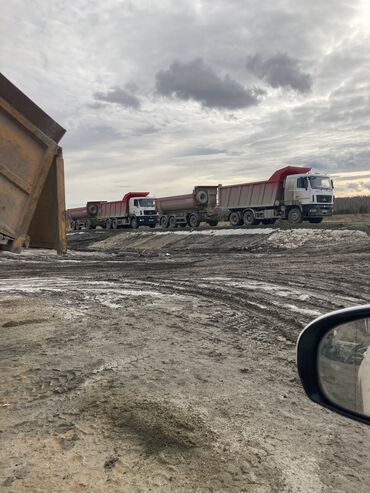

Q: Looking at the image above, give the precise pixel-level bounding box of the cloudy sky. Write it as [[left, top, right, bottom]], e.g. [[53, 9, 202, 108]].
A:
[[2, 0, 370, 206]]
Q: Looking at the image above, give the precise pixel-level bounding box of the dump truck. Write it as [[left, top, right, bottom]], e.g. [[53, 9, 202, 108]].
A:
[[0, 73, 67, 253], [68, 192, 157, 230], [219, 166, 334, 226], [156, 186, 219, 228]]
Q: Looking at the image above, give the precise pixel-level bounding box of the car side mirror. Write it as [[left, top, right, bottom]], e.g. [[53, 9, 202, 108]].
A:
[[297, 305, 370, 424]]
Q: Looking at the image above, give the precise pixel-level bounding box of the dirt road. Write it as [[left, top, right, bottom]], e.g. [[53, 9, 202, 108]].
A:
[[1, 227, 370, 492]]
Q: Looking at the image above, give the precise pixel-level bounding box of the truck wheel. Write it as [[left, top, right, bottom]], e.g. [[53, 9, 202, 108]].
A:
[[309, 217, 323, 224], [229, 211, 242, 227], [169, 216, 177, 228], [160, 216, 169, 228], [208, 219, 218, 227], [131, 217, 139, 229], [243, 210, 257, 226], [188, 214, 200, 228], [70, 221, 76, 231], [105, 218, 112, 229], [86, 219, 92, 230], [112, 218, 118, 229], [288, 208, 303, 225]]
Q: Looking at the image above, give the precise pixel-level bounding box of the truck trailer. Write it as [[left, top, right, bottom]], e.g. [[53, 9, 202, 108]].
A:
[[219, 166, 334, 226], [68, 192, 157, 230], [156, 186, 219, 228]]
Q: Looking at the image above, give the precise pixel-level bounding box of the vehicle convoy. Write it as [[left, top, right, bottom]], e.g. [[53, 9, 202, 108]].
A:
[[156, 186, 219, 228], [67, 192, 157, 230], [156, 166, 333, 229], [219, 166, 334, 226], [0, 73, 67, 254]]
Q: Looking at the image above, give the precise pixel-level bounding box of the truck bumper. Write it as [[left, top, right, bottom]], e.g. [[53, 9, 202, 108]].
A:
[[302, 205, 333, 217], [138, 216, 158, 226]]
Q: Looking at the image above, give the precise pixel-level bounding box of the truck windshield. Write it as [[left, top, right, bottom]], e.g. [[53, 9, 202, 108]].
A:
[[139, 199, 155, 208], [309, 176, 332, 190]]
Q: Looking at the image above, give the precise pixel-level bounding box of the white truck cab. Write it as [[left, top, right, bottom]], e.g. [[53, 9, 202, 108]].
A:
[[130, 197, 157, 227], [284, 172, 334, 223]]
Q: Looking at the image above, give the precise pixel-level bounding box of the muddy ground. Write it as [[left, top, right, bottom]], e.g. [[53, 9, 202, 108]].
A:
[[1, 223, 370, 492]]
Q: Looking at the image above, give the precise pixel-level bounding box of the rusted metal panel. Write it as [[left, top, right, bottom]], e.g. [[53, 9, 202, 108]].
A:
[[0, 73, 67, 253], [27, 149, 67, 254]]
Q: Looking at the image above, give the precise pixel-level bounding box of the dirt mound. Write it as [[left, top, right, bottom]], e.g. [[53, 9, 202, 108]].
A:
[[83, 228, 370, 254]]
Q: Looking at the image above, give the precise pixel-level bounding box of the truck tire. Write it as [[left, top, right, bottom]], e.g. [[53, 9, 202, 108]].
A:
[[87, 203, 99, 216], [208, 219, 218, 227], [131, 217, 139, 229], [160, 216, 169, 228], [229, 211, 242, 227], [70, 221, 76, 231], [195, 190, 208, 205], [105, 218, 112, 229], [288, 208, 303, 225], [86, 219, 92, 230], [309, 217, 323, 224], [243, 210, 258, 226], [169, 216, 177, 228], [112, 218, 118, 229], [188, 214, 200, 228]]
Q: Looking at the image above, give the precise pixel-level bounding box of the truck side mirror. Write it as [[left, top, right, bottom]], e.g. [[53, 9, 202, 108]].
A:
[[297, 305, 370, 425]]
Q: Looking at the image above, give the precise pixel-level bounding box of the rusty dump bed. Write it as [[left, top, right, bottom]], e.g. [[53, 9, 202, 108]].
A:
[[0, 73, 67, 253]]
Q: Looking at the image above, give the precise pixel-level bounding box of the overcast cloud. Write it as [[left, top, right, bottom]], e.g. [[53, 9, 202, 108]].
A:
[[246, 53, 312, 93], [1, 0, 370, 206], [94, 86, 141, 109], [156, 58, 265, 109]]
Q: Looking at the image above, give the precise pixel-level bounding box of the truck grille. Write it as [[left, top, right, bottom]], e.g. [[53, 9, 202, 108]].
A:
[[316, 195, 332, 203], [144, 210, 156, 216]]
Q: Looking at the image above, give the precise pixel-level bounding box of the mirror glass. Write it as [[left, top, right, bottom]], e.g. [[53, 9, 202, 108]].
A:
[[318, 317, 370, 417]]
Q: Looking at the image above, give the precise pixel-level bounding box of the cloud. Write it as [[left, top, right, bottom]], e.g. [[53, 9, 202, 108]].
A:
[[247, 53, 312, 93], [180, 147, 226, 156], [63, 125, 122, 151], [94, 86, 141, 109], [156, 58, 265, 109]]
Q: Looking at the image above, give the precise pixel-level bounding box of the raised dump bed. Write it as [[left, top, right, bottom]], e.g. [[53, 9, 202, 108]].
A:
[[0, 73, 67, 253]]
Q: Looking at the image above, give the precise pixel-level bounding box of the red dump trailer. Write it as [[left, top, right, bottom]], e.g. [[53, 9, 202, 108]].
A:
[[67, 192, 157, 230], [156, 186, 219, 228], [219, 166, 334, 226]]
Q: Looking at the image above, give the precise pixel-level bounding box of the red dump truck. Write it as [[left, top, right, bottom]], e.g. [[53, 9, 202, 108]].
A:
[[67, 192, 157, 230], [156, 186, 219, 228], [219, 166, 334, 226]]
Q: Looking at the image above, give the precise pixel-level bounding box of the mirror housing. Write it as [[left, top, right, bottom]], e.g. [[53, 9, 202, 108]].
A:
[[297, 305, 370, 424]]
